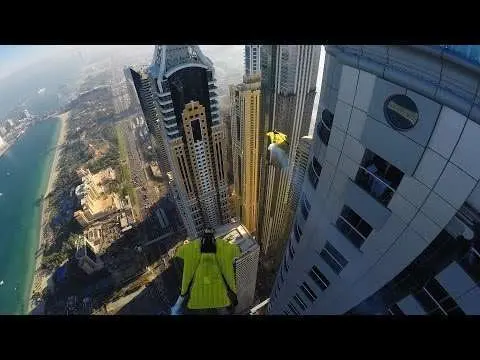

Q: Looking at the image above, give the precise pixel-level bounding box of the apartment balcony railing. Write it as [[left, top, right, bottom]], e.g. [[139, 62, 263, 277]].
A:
[[354, 165, 395, 206]]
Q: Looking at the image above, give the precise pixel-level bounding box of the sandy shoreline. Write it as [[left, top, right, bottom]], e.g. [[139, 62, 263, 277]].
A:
[[27, 112, 69, 314]]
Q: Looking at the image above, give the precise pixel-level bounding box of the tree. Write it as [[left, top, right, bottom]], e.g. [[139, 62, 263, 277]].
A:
[[63, 233, 80, 258]]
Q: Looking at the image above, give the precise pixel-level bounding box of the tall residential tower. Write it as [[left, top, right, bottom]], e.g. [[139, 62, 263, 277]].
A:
[[257, 45, 321, 268], [245, 45, 261, 76], [124, 66, 170, 172], [230, 74, 262, 234], [269, 45, 480, 316], [149, 46, 230, 238]]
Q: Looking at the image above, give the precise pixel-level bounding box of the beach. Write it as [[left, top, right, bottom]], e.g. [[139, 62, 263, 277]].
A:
[[28, 111, 69, 314]]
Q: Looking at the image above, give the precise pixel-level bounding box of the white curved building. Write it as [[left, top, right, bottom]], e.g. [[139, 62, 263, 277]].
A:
[[269, 45, 480, 316]]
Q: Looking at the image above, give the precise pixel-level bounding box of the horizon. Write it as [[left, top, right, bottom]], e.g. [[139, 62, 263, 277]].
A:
[[0, 45, 324, 127]]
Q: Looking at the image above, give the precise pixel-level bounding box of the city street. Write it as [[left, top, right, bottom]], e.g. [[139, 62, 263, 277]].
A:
[[110, 56, 131, 115], [118, 120, 149, 221]]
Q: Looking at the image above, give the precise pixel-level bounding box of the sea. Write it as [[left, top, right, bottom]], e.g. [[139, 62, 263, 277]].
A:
[[0, 118, 60, 314]]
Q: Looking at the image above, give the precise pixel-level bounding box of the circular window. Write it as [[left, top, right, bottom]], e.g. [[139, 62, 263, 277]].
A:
[[384, 94, 419, 130]]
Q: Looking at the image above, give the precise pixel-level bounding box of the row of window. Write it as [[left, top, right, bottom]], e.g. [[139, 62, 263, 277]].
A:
[[284, 277, 325, 315], [300, 196, 311, 220], [317, 109, 333, 146], [458, 241, 480, 284], [281, 109, 409, 314], [413, 278, 465, 315], [336, 205, 373, 249], [283, 265, 331, 315], [283, 205, 352, 311], [320, 241, 348, 275], [278, 227, 335, 313], [300, 184, 373, 250], [355, 149, 404, 206], [306, 136, 403, 251], [387, 277, 466, 316], [316, 108, 405, 209], [307, 157, 322, 189]]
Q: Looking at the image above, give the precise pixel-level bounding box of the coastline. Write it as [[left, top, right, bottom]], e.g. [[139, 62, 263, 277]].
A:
[[0, 126, 29, 159], [0, 142, 12, 158], [27, 112, 69, 314]]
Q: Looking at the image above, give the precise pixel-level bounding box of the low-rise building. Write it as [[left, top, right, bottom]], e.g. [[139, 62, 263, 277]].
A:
[[212, 221, 260, 314], [83, 225, 103, 253], [150, 161, 162, 178], [74, 167, 121, 227]]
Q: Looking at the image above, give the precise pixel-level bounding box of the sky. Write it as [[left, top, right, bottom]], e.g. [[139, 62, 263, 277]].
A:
[[0, 46, 64, 79], [0, 45, 323, 84], [0, 45, 325, 126], [0, 45, 144, 79]]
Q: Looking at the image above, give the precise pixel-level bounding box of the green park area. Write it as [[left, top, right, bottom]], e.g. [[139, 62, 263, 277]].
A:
[[115, 123, 139, 219]]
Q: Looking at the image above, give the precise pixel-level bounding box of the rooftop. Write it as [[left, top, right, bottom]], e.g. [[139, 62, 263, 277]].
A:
[[214, 221, 258, 254], [84, 225, 103, 250], [151, 45, 214, 80], [76, 238, 97, 260]]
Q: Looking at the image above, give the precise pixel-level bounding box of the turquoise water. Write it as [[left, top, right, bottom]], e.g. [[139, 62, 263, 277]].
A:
[[0, 119, 60, 314]]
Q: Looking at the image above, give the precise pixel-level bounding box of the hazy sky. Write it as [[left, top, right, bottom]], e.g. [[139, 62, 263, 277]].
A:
[[0, 46, 61, 79], [0, 45, 322, 86], [0, 45, 324, 126], [0, 45, 247, 78], [0, 45, 152, 79]]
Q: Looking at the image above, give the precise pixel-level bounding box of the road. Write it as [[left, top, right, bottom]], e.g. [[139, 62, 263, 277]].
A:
[[110, 56, 131, 115], [118, 121, 148, 221]]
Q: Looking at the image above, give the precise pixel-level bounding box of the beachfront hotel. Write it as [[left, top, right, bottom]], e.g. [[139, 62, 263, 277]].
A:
[[74, 167, 122, 227]]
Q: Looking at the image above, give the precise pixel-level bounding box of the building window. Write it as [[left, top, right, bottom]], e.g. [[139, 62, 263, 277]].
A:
[[293, 294, 307, 311], [354, 149, 404, 206], [300, 195, 311, 220], [458, 242, 480, 283], [316, 109, 333, 146], [387, 303, 404, 315], [307, 156, 322, 189], [294, 222, 303, 243], [284, 259, 289, 273], [320, 241, 348, 274], [300, 282, 318, 302], [288, 303, 300, 315], [384, 94, 419, 130], [336, 205, 373, 249], [414, 278, 465, 316], [288, 242, 295, 260], [309, 265, 330, 291]]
